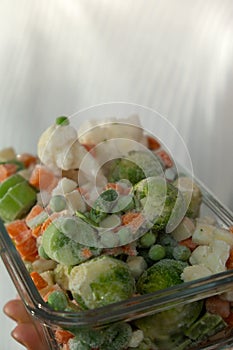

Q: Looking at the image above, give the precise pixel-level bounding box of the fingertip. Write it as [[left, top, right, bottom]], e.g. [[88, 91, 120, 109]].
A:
[[11, 323, 46, 350]]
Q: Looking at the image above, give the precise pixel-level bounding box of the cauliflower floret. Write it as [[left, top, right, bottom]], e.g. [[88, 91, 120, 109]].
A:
[[181, 264, 212, 282], [78, 115, 144, 145], [38, 122, 80, 172], [189, 239, 230, 275], [78, 115, 148, 164], [171, 216, 195, 242], [192, 222, 233, 247], [37, 118, 106, 186]]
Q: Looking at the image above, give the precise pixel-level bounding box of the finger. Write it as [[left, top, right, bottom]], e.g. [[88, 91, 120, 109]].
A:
[[3, 299, 32, 323], [11, 322, 49, 350]]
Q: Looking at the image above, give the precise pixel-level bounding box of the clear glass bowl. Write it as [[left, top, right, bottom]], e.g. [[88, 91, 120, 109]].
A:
[[0, 170, 233, 350], [0, 104, 233, 350]]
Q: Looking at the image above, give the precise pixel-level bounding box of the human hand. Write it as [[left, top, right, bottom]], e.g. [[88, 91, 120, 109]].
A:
[[3, 299, 49, 350]]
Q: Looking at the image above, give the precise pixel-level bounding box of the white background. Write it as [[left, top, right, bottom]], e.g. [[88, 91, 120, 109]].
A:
[[0, 1, 233, 349]]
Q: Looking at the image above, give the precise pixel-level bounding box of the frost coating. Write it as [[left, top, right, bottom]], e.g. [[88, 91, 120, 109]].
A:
[[69, 255, 135, 309]]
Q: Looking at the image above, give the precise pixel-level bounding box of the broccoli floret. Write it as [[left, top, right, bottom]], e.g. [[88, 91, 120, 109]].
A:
[[107, 150, 164, 185], [134, 176, 185, 232], [90, 188, 118, 223], [69, 255, 135, 309], [101, 323, 133, 350], [136, 258, 187, 294], [69, 323, 132, 350]]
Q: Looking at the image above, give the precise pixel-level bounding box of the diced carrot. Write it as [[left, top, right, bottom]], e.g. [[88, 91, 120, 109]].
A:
[[229, 226, 233, 234], [31, 225, 42, 238], [0, 163, 18, 182], [17, 235, 37, 257], [224, 311, 233, 327], [17, 153, 38, 168], [43, 284, 61, 302], [29, 165, 58, 192], [205, 295, 230, 319], [122, 212, 144, 232], [156, 149, 173, 168], [26, 204, 44, 223], [147, 136, 161, 150], [30, 271, 48, 290], [55, 329, 74, 344], [226, 249, 233, 270], [105, 182, 130, 195], [40, 212, 60, 233], [6, 220, 29, 239], [80, 247, 93, 259], [121, 243, 137, 256], [179, 237, 198, 251], [41, 217, 52, 232], [82, 143, 96, 157], [14, 229, 32, 245], [22, 251, 39, 262]]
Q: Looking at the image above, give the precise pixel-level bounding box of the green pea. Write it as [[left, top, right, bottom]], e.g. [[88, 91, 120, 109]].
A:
[[148, 244, 166, 261], [139, 231, 156, 248], [47, 290, 68, 311], [172, 245, 191, 261], [49, 195, 67, 212], [55, 116, 69, 125]]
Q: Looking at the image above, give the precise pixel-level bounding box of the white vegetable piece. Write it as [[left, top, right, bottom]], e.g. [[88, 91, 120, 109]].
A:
[[78, 115, 144, 144], [181, 264, 212, 282], [192, 222, 215, 245], [52, 177, 77, 196], [65, 190, 87, 214], [38, 123, 79, 172], [192, 222, 233, 247], [171, 216, 195, 242], [128, 330, 144, 348], [78, 115, 148, 163], [37, 121, 107, 187], [126, 256, 147, 279], [189, 239, 230, 274]]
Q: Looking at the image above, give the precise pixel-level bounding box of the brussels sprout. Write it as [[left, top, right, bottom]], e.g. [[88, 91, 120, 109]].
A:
[[135, 301, 203, 349], [137, 259, 187, 294], [41, 220, 100, 266], [69, 255, 135, 309], [107, 150, 163, 185], [134, 176, 185, 232]]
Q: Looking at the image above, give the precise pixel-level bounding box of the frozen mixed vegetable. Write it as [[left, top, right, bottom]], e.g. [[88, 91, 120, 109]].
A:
[[0, 115, 233, 350]]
